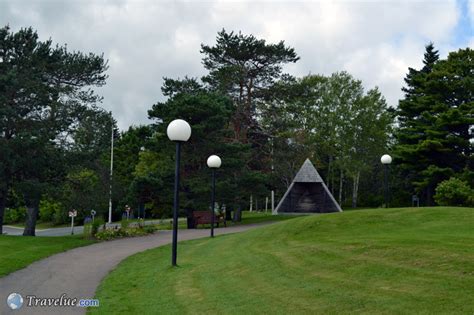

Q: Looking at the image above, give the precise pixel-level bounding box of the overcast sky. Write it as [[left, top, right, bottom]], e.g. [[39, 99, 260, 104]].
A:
[[1, 0, 473, 130]]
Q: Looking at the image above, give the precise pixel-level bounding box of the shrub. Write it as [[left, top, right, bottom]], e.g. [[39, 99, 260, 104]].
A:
[[94, 223, 157, 241], [39, 199, 65, 225], [83, 223, 92, 239], [434, 178, 474, 207], [4, 208, 25, 224], [91, 218, 105, 237], [143, 224, 157, 234], [120, 219, 130, 230], [95, 228, 126, 241]]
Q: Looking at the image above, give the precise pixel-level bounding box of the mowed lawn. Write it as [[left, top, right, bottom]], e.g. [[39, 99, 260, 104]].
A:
[[0, 235, 95, 277], [92, 207, 474, 314]]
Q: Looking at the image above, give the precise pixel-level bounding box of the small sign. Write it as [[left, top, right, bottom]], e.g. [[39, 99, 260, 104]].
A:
[[69, 210, 77, 218], [91, 210, 96, 216]]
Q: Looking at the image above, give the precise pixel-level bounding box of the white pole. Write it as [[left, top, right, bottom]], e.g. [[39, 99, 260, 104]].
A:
[[71, 216, 74, 235], [250, 195, 253, 212], [265, 197, 268, 212], [271, 190, 275, 214], [108, 113, 114, 224], [271, 137, 275, 214]]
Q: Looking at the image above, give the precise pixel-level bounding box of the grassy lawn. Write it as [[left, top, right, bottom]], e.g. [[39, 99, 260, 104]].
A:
[[0, 235, 95, 277], [92, 207, 474, 314]]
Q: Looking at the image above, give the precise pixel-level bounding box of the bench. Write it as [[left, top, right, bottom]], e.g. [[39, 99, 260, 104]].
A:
[[192, 211, 226, 228]]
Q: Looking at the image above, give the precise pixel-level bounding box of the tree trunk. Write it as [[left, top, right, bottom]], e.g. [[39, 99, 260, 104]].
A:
[[225, 206, 232, 221], [352, 171, 360, 208], [186, 208, 196, 229], [338, 170, 344, 205], [427, 184, 433, 206], [233, 204, 242, 222], [23, 198, 39, 236], [0, 190, 6, 235], [327, 156, 332, 192], [331, 163, 335, 195]]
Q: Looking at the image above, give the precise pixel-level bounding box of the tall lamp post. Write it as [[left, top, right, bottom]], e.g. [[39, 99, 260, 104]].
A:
[[207, 155, 222, 238], [380, 154, 392, 208], [108, 112, 114, 224], [167, 119, 192, 267]]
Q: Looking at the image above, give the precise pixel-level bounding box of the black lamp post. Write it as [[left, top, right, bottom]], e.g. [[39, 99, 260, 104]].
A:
[[167, 119, 191, 266], [380, 154, 392, 208], [207, 155, 222, 238]]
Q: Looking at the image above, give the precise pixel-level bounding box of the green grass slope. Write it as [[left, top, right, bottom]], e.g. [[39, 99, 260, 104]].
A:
[[0, 235, 95, 277], [92, 207, 474, 314]]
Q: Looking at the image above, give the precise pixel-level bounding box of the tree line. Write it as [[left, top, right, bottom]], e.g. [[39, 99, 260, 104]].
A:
[[0, 26, 472, 235]]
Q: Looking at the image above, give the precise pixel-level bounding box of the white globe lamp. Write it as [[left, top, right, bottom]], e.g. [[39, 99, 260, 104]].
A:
[[167, 119, 191, 142], [380, 154, 392, 165], [207, 155, 222, 169]]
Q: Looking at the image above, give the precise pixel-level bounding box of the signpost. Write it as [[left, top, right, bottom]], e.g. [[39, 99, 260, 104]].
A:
[[69, 209, 77, 235], [91, 209, 96, 222]]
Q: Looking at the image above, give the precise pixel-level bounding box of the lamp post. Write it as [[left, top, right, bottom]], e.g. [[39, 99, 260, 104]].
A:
[[108, 112, 114, 224], [137, 146, 145, 220], [167, 119, 191, 267], [207, 155, 222, 238], [380, 154, 392, 208]]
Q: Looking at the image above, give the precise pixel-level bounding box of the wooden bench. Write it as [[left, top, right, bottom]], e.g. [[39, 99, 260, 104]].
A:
[[192, 211, 226, 228]]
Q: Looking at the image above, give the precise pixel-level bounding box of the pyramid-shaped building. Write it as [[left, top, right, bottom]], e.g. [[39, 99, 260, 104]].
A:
[[274, 159, 342, 214]]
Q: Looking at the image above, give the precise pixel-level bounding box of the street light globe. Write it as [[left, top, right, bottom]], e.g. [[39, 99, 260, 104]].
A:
[[167, 119, 191, 142], [207, 155, 222, 168], [381, 154, 392, 165]]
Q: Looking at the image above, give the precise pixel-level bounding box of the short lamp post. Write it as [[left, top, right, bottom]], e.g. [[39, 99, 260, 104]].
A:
[[207, 155, 222, 238], [167, 119, 192, 266], [380, 154, 392, 208]]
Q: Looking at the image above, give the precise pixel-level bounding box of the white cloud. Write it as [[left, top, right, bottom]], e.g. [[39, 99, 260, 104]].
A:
[[0, 0, 468, 129]]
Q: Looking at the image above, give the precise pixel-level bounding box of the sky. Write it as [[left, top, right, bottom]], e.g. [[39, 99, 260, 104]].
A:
[[1, 0, 473, 130]]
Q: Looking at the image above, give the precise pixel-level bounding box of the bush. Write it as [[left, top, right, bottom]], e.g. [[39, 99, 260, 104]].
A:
[[83, 223, 92, 239], [143, 224, 157, 234], [95, 228, 126, 241], [94, 223, 157, 241], [91, 218, 105, 237], [4, 208, 25, 224], [434, 178, 474, 207], [39, 199, 66, 225], [120, 219, 130, 230]]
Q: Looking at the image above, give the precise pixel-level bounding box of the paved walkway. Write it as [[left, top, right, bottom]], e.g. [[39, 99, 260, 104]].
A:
[[2, 219, 186, 236], [3, 225, 85, 236], [0, 223, 271, 314]]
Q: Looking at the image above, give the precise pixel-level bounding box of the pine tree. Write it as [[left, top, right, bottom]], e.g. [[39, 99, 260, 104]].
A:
[[395, 44, 474, 205]]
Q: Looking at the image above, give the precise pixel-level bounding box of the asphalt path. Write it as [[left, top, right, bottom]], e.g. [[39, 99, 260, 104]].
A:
[[3, 225, 84, 236], [0, 222, 273, 314], [2, 219, 186, 236]]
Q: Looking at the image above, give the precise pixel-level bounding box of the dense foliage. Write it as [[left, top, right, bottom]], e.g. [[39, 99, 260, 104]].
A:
[[0, 26, 109, 235], [394, 44, 473, 206], [1, 27, 472, 236], [434, 178, 474, 207]]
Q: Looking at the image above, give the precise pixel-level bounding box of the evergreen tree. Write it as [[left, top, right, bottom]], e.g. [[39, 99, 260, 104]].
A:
[[201, 29, 299, 143], [395, 45, 473, 204], [0, 26, 108, 234]]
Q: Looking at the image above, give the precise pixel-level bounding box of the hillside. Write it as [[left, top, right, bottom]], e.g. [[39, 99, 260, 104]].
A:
[[92, 207, 474, 314]]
